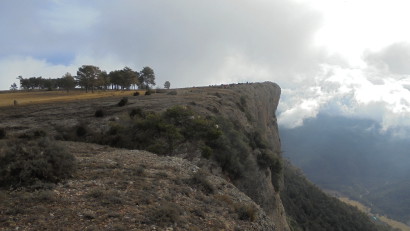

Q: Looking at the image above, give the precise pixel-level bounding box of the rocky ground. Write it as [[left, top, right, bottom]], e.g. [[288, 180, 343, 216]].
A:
[[0, 141, 275, 230]]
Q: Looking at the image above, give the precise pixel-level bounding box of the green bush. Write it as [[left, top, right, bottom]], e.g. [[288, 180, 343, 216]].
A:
[[240, 95, 247, 107], [118, 97, 128, 107], [201, 145, 212, 159], [257, 149, 282, 190], [76, 124, 88, 137], [0, 128, 6, 139], [281, 163, 385, 231], [248, 131, 268, 150], [163, 105, 194, 126], [0, 138, 76, 188], [257, 150, 281, 170], [76, 106, 261, 180], [95, 109, 104, 117]]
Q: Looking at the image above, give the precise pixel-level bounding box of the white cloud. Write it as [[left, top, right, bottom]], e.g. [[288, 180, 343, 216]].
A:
[[278, 59, 410, 133], [0, 56, 75, 86], [3, 0, 410, 135], [364, 42, 410, 75]]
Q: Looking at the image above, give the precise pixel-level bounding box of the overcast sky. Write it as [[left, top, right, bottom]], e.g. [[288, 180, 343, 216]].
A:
[[2, 0, 410, 133]]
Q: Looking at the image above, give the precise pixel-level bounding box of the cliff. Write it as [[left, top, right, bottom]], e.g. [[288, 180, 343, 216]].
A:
[[0, 82, 390, 230]]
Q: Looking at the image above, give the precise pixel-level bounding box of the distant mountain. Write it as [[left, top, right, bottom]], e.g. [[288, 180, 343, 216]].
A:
[[280, 113, 410, 224]]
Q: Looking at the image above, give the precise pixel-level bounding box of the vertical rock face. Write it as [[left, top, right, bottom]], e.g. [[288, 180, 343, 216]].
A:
[[214, 82, 289, 231]]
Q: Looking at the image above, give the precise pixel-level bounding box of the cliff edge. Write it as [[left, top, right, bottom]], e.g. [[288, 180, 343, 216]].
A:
[[0, 82, 390, 230]]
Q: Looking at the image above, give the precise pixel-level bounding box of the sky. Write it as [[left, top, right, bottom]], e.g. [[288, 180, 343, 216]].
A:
[[2, 0, 410, 133]]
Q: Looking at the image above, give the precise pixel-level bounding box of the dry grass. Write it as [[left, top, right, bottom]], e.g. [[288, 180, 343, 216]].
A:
[[0, 90, 145, 107]]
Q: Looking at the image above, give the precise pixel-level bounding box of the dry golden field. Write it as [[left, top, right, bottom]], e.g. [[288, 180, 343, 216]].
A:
[[0, 90, 145, 107]]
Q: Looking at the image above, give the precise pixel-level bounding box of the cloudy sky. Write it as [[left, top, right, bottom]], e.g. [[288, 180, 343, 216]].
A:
[[2, 0, 410, 132]]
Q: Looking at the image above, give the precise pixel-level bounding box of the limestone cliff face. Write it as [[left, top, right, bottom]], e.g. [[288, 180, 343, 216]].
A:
[[205, 82, 289, 231], [237, 83, 288, 231]]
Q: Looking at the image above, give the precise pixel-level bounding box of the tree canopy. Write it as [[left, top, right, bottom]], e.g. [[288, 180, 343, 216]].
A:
[[15, 65, 156, 92], [60, 73, 76, 93], [76, 65, 102, 93], [164, 81, 171, 89], [139, 66, 156, 90]]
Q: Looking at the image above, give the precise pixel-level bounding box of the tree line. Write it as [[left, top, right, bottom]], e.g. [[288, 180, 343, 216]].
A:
[[14, 65, 167, 92]]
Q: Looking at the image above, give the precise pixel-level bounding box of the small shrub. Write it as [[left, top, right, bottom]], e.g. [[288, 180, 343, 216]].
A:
[[240, 95, 247, 107], [146, 142, 169, 155], [18, 129, 48, 140], [102, 190, 124, 205], [76, 125, 88, 137], [33, 190, 56, 202], [257, 150, 282, 171], [86, 188, 104, 199], [214, 194, 234, 206], [33, 129, 47, 138], [249, 131, 268, 150], [163, 106, 194, 127], [207, 106, 219, 113], [133, 91, 140, 96], [0, 128, 6, 139], [257, 150, 282, 191], [235, 203, 257, 221], [149, 202, 183, 226], [129, 108, 145, 118], [82, 210, 96, 220], [0, 138, 76, 188], [135, 165, 145, 176], [27, 181, 55, 190], [201, 145, 212, 159], [145, 90, 152, 95], [190, 170, 215, 194], [118, 97, 128, 107], [95, 109, 104, 117]]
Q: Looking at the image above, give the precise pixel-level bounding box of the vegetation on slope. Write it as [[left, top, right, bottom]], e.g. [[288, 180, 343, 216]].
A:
[[281, 162, 393, 231], [280, 113, 410, 223], [0, 137, 76, 189], [60, 105, 282, 185]]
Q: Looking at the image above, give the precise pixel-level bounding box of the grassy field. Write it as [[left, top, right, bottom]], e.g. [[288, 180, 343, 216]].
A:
[[0, 90, 145, 107], [339, 197, 410, 231]]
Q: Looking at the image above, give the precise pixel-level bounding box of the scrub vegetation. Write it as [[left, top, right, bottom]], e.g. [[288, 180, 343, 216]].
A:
[[60, 105, 282, 183], [0, 137, 76, 189]]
